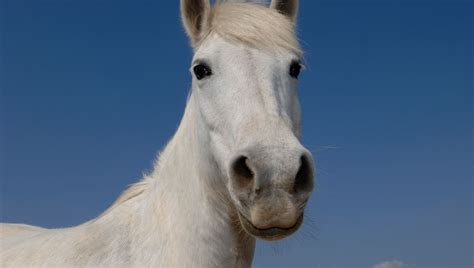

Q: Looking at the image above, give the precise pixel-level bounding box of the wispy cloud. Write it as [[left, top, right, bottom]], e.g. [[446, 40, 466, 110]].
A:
[[373, 260, 409, 268]]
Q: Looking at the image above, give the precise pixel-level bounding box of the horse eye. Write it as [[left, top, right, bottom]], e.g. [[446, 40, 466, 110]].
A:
[[289, 62, 302, 79], [193, 64, 212, 80]]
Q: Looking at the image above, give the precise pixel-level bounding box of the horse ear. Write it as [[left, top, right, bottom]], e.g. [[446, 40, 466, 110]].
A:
[[180, 0, 211, 45], [270, 0, 298, 23]]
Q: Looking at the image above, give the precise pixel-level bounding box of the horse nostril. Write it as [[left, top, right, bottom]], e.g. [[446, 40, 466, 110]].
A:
[[231, 156, 254, 186], [294, 154, 314, 193]]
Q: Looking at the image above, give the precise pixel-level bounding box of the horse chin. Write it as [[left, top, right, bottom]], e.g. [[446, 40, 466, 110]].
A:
[[237, 211, 304, 241]]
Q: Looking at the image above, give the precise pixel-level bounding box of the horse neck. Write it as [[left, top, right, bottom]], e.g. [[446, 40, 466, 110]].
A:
[[91, 93, 255, 267]]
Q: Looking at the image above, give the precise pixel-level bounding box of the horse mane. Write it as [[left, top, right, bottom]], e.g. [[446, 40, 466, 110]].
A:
[[201, 2, 302, 55], [96, 177, 150, 219]]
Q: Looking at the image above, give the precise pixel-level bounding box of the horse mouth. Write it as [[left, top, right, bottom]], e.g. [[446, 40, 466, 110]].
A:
[[237, 212, 304, 241]]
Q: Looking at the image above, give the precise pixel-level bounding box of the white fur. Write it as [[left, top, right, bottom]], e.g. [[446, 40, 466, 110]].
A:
[[1, 1, 314, 267]]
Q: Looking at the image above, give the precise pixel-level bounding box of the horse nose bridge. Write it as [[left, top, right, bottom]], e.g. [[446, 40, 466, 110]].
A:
[[247, 143, 302, 165], [235, 109, 298, 143]]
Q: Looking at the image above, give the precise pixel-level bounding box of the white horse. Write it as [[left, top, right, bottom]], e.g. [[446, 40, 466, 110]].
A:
[[0, 0, 315, 267]]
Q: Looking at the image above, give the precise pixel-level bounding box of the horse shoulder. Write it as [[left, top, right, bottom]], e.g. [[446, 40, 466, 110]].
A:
[[0, 223, 45, 234], [0, 223, 46, 247]]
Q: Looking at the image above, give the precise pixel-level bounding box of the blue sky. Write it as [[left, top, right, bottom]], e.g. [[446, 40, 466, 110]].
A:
[[1, 0, 472, 267]]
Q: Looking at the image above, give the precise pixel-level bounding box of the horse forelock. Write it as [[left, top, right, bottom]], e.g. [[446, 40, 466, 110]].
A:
[[197, 2, 301, 56]]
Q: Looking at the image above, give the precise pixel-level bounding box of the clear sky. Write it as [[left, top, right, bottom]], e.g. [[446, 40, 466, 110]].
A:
[[1, 0, 472, 267]]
